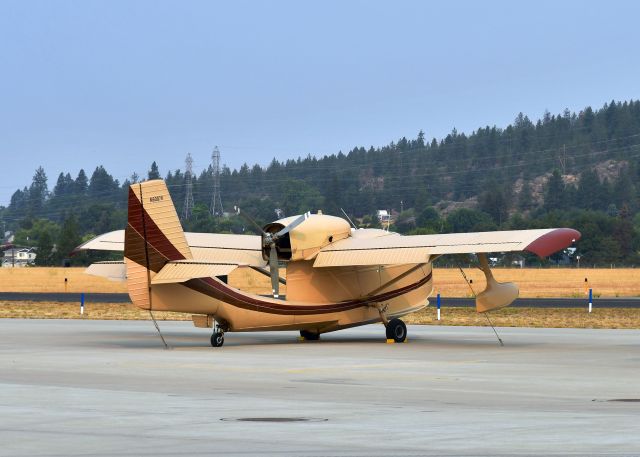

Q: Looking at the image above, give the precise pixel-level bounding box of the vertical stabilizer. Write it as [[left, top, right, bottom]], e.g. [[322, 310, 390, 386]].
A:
[[125, 179, 192, 308]]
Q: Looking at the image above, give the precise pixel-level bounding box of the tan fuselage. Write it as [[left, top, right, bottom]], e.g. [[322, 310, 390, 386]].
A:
[[126, 257, 433, 333], [122, 180, 433, 333]]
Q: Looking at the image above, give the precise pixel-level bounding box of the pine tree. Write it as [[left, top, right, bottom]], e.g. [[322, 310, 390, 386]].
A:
[[148, 161, 160, 180], [35, 230, 54, 266], [88, 166, 119, 200], [28, 166, 48, 215], [56, 214, 81, 265], [75, 169, 88, 195], [544, 169, 565, 211]]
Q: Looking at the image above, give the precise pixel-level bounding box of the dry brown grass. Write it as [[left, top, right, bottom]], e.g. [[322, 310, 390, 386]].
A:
[[1, 267, 638, 298], [432, 267, 640, 298], [2, 301, 637, 329], [0, 267, 282, 295], [0, 301, 191, 320], [405, 306, 640, 329], [0, 268, 128, 293]]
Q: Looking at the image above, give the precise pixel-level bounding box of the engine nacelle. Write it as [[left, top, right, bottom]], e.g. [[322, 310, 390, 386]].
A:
[[263, 214, 351, 262]]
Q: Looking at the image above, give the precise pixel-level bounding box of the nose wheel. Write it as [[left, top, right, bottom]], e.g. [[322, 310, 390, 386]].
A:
[[210, 331, 224, 347], [210, 321, 226, 347], [385, 318, 407, 343]]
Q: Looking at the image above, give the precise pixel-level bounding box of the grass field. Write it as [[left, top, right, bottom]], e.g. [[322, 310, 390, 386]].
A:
[[1, 301, 638, 329], [1, 267, 638, 329], [1, 267, 638, 298]]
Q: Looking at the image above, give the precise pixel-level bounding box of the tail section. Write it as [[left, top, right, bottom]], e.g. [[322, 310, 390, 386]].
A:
[[125, 179, 192, 308]]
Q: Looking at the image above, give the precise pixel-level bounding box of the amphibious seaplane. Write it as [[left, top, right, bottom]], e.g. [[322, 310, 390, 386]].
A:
[[77, 180, 580, 347]]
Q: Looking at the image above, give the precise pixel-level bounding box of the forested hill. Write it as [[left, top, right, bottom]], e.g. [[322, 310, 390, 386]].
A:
[[2, 99, 640, 266]]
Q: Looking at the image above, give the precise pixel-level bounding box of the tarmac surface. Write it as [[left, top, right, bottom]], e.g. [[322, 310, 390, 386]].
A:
[[0, 319, 639, 457]]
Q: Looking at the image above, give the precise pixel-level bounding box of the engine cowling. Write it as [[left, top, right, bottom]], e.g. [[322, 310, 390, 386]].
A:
[[262, 214, 351, 262]]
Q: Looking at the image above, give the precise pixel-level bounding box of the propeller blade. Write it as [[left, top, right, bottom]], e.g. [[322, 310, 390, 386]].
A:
[[269, 244, 279, 298], [234, 206, 267, 235], [274, 212, 310, 239]]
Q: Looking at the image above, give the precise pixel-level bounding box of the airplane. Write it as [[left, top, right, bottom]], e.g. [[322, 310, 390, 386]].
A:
[[76, 179, 580, 347]]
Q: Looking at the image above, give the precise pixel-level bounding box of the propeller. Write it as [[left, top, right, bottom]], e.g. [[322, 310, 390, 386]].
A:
[[235, 207, 310, 298]]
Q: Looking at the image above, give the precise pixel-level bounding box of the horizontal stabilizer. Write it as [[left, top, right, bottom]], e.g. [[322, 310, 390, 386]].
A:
[[151, 260, 238, 285], [85, 261, 126, 281], [75, 230, 265, 267]]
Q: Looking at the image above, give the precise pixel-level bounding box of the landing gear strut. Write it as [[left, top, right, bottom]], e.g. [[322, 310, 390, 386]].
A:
[[375, 304, 407, 343], [385, 318, 407, 343]]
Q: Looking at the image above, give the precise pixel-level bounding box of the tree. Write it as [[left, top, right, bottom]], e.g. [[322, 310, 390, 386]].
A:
[[28, 166, 48, 215], [517, 180, 533, 211], [88, 166, 119, 200], [35, 230, 54, 266], [416, 207, 441, 231], [277, 179, 324, 215], [56, 214, 81, 265], [393, 209, 416, 234], [445, 208, 496, 233], [9, 188, 27, 213], [479, 180, 509, 225], [75, 169, 89, 195], [52, 172, 73, 198], [148, 161, 161, 180], [544, 169, 565, 211]]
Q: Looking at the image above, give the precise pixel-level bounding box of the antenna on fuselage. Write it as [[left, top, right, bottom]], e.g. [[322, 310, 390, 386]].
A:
[[340, 208, 358, 229]]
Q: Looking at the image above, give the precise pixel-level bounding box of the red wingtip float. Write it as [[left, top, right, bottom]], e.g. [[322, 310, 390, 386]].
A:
[[525, 228, 581, 257]]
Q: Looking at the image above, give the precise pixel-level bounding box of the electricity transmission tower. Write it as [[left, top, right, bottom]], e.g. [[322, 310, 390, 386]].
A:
[[210, 146, 224, 216], [183, 153, 194, 221]]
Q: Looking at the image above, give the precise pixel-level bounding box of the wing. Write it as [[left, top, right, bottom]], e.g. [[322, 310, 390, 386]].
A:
[[75, 230, 125, 251], [313, 228, 580, 267], [75, 230, 265, 267]]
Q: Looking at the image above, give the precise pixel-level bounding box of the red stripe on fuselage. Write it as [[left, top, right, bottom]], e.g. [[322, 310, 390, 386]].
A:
[[184, 270, 432, 315]]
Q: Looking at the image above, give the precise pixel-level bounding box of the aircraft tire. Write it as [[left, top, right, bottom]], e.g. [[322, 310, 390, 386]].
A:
[[386, 318, 407, 343], [300, 330, 320, 341], [211, 332, 224, 347]]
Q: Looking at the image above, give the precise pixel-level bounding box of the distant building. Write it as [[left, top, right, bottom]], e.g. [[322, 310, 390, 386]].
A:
[[377, 210, 390, 224], [2, 248, 36, 268]]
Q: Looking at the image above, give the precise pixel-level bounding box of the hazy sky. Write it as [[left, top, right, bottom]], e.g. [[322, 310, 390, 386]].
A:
[[1, 0, 639, 205]]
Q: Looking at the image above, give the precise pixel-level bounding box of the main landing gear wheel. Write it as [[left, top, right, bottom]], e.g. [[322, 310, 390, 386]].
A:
[[300, 330, 320, 341], [211, 332, 224, 347], [386, 318, 407, 343]]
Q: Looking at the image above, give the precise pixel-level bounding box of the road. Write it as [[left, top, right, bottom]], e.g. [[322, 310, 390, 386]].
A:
[[1, 292, 639, 307]]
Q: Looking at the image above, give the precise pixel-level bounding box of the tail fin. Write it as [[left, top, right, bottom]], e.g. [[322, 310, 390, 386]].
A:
[[125, 180, 191, 308]]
